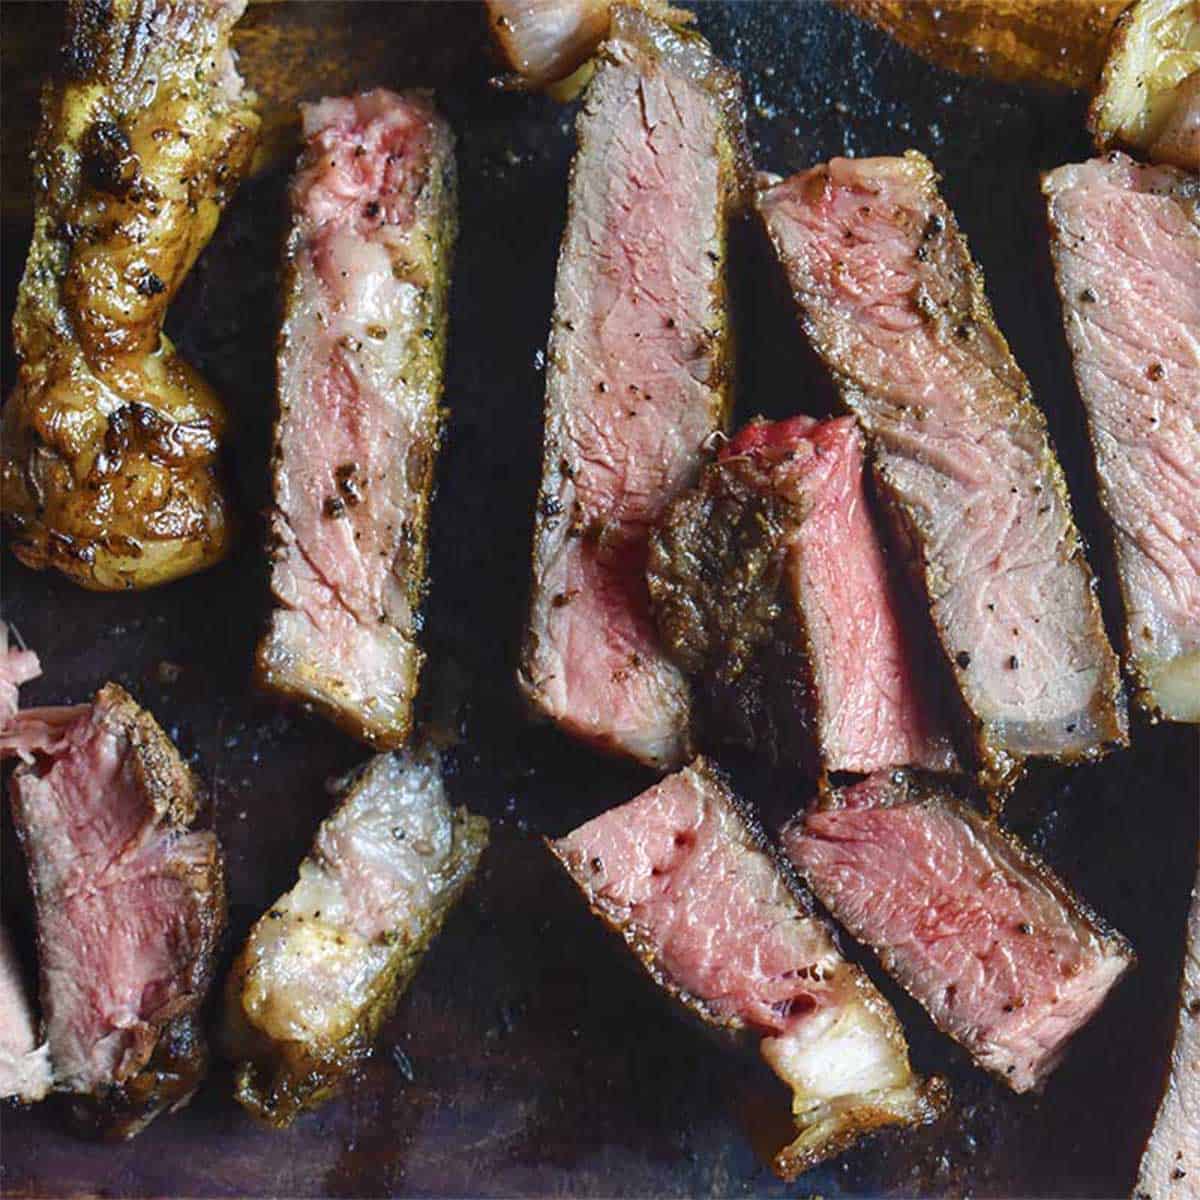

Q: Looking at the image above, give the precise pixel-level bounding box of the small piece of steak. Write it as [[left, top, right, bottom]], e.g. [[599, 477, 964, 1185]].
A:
[[258, 90, 457, 749], [519, 7, 747, 770], [1043, 155, 1200, 723], [758, 152, 1127, 790], [549, 759, 945, 1178], [485, 0, 692, 91], [224, 748, 488, 1126], [0, 923, 51, 1103], [648, 416, 957, 774], [1135, 866, 1199, 1198], [782, 771, 1135, 1092], [4, 684, 225, 1137]]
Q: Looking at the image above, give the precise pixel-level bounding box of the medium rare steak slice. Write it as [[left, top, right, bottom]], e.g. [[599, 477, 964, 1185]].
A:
[[782, 771, 1135, 1092], [648, 416, 957, 775], [0, 623, 39, 725], [519, 7, 747, 770], [1135, 864, 1199, 1198], [759, 152, 1127, 790], [224, 749, 488, 1126], [257, 90, 457, 749], [549, 760, 945, 1178], [0, 923, 51, 1103], [4, 684, 225, 1137], [1043, 155, 1200, 723]]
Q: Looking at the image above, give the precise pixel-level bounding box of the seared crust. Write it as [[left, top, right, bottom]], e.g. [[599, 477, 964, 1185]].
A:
[[1, 0, 259, 590]]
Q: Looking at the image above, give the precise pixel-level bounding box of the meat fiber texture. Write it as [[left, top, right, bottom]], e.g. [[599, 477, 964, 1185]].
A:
[[223, 748, 489, 1127], [782, 771, 1135, 1093], [258, 89, 457, 750], [1135, 864, 1199, 1199], [758, 151, 1127, 792], [549, 759, 945, 1179], [649, 415, 957, 775], [3, 684, 225, 1138], [519, 6, 747, 771], [1043, 154, 1200, 724]]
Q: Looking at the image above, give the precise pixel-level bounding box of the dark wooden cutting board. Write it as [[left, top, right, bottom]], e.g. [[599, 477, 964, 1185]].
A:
[[2, 3, 1196, 1196]]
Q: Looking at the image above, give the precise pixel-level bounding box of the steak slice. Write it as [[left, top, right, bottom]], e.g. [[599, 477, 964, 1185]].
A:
[[519, 6, 747, 770], [4, 684, 225, 1138], [549, 759, 946, 1178], [1135, 865, 1199, 1198], [758, 152, 1127, 790], [0, 623, 39, 725], [782, 771, 1135, 1092], [257, 90, 457, 749], [223, 748, 489, 1126], [648, 415, 957, 775], [1043, 155, 1200, 723], [0, 923, 51, 1103]]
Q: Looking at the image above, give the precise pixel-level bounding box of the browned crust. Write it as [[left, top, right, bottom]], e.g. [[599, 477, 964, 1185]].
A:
[[256, 95, 458, 751]]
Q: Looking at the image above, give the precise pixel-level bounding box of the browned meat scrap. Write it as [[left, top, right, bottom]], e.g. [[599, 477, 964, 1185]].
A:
[[520, 6, 747, 770], [758, 152, 1127, 790], [1, 0, 259, 590], [224, 749, 489, 1126], [783, 771, 1134, 1092], [2, 685, 225, 1138], [550, 759, 946, 1179], [257, 90, 456, 749]]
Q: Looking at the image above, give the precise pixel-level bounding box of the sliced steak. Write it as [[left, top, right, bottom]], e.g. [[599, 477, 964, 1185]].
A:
[[782, 771, 1135, 1092], [1043, 155, 1200, 723], [257, 90, 457, 749], [4, 684, 225, 1137], [519, 7, 747, 770], [224, 748, 488, 1126], [549, 759, 945, 1178], [0, 923, 51, 1103], [1135, 865, 1199, 1198], [758, 152, 1127, 790], [648, 415, 957, 774]]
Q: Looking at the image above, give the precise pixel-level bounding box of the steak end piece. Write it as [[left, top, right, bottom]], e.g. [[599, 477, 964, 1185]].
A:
[[519, 6, 749, 771], [549, 759, 946, 1179], [1, 0, 259, 590], [6, 684, 225, 1138], [1135, 866, 1200, 1198], [223, 749, 489, 1127], [782, 771, 1135, 1093], [257, 89, 457, 750], [758, 151, 1128, 791], [648, 415, 958, 775], [1043, 154, 1200, 724]]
